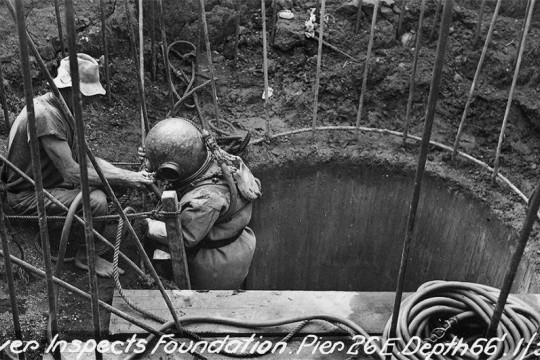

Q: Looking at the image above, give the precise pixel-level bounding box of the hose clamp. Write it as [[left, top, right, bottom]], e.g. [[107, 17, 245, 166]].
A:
[[424, 316, 459, 344]]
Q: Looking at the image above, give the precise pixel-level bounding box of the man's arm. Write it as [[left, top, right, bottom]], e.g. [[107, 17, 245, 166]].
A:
[[41, 135, 153, 188]]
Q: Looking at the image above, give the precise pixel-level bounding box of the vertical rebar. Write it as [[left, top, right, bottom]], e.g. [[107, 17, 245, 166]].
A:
[[124, 0, 149, 141], [262, 0, 272, 136], [428, 0, 441, 43], [452, 0, 502, 160], [512, 0, 531, 70], [194, 26, 208, 130], [85, 142, 187, 338], [0, 62, 10, 132], [99, 0, 112, 103], [402, 0, 427, 144], [311, 0, 327, 132], [158, 0, 174, 110], [53, 0, 65, 58], [270, 0, 277, 46], [355, 0, 364, 33], [234, 0, 240, 59], [483, 176, 540, 347], [199, 0, 221, 123], [64, 2, 102, 359], [390, 0, 454, 339], [139, 0, 146, 143], [234, 0, 242, 59], [150, 0, 157, 81], [473, 0, 487, 47], [396, 0, 407, 40], [0, 205, 24, 360], [14, 0, 59, 348], [492, 0, 536, 184], [355, 0, 379, 130]]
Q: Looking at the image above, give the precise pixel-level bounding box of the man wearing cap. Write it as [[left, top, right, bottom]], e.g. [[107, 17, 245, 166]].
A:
[[3, 53, 153, 277]]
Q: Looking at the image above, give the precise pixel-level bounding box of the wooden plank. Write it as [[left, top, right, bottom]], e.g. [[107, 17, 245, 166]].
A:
[[110, 291, 540, 337], [162, 191, 191, 289], [110, 290, 408, 335], [43, 337, 371, 360]]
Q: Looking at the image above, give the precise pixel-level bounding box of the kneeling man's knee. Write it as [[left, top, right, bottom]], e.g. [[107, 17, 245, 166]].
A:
[[89, 190, 108, 215]]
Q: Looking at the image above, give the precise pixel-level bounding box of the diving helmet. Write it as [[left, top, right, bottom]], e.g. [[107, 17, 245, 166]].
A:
[[145, 118, 208, 182]]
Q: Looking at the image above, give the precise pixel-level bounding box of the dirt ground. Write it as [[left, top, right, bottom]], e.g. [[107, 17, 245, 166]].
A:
[[1, 0, 540, 357]]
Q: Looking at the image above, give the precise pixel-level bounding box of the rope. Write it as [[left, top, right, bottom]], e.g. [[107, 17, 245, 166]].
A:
[[5, 209, 182, 222], [113, 207, 167, 323]]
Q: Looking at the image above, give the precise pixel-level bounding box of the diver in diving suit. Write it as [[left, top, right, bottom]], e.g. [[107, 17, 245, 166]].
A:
[[142, 118, 261, 290]]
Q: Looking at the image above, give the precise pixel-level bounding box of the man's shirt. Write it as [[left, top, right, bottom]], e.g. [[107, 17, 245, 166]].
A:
[[6, 92, 76, 192]]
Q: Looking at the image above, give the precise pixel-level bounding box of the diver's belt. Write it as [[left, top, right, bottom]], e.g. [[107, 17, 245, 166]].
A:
[[187, 227, 246, 257]]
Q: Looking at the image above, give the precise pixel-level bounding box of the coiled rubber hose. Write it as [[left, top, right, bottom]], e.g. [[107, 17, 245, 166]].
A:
[[382, 280, 540, 360]]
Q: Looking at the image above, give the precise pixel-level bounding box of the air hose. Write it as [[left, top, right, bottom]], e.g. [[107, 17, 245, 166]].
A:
[[124, 314, 379, 360], [166, 39, 251, 151], [382, 280, 540, 360], [35, 191, 82, 264], [55, 191, 83, 264], [46, 191, 147, 344], [35, 190, 111, 263], [120, 281, 540, 360], [47, 190, 104, 344]]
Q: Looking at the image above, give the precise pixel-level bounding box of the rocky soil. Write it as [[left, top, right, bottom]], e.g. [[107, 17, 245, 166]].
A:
[[1, 0, 540, 358]]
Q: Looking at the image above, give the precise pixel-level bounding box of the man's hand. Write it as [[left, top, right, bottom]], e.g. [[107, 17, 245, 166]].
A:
[[138, 146, 146, 162], [132, 170, 155, 188], [138, 146, 152, 171]]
